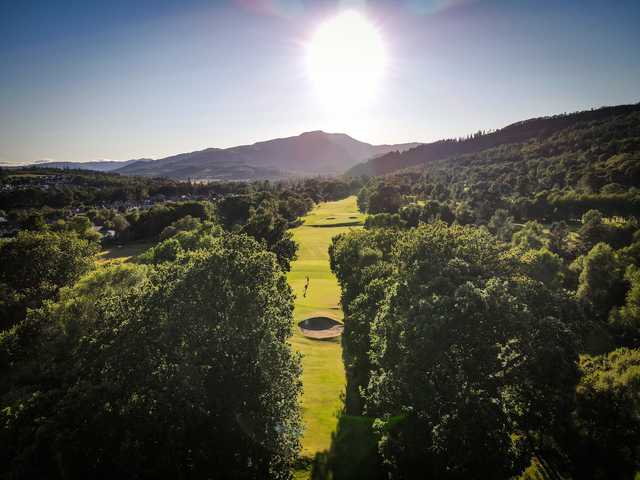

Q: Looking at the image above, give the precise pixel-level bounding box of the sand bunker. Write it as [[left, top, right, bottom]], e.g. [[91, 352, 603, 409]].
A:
[[298, 316, 344, 340]]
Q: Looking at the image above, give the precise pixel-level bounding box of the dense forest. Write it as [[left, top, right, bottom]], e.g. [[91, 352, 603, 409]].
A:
[[321, 105, 640, 479], [355, 105, 640, 222]]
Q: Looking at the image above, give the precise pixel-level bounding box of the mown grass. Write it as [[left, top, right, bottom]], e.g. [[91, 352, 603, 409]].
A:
[[287, 197, 364, 459], [98, 241, 155, 264]]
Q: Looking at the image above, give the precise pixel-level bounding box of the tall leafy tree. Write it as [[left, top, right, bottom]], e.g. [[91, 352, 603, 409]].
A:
[[519, 247, 564, 289], [366, 183, 405, 214], [0, 230, 98, 331], [576, 243, 628, 321], [242, 202, 297, 271], [579, 209, 609, 252]]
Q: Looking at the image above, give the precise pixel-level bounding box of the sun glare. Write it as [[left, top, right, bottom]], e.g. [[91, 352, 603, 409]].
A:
[[306, 11, 387, 112]]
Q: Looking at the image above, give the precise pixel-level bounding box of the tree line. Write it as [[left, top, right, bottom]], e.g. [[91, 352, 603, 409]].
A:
[[0, 168, 362, 211]]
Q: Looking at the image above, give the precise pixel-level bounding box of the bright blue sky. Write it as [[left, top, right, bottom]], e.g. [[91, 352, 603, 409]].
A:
[[1, 0, 639, 164]]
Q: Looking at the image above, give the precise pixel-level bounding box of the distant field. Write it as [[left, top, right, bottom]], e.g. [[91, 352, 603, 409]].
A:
[[287, 196, 364, 462], [98, 241, 155, 263]]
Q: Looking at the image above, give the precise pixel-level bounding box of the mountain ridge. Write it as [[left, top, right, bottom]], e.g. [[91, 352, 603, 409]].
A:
[[113, 131, 420, 180], [23, 131, 419, 180]]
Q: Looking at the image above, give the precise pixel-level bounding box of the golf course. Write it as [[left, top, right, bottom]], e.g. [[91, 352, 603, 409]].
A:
[[286, 196, 364, 458]]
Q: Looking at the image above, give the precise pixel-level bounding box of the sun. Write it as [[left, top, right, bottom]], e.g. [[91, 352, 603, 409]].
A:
[[306, 11, 387, 112]]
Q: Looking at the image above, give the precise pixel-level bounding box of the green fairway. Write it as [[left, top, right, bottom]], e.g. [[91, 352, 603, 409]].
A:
[[287, 196, 364, 458]]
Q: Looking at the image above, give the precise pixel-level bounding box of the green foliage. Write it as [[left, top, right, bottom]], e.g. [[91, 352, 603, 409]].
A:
[[361, 183, 406, 214], [548, 220, 572, 259], [138, 222, 223, 264], [580, 209, 609, 251], [512, 221, 547, 250], [331, 223, 580, 479], [48, 263, 149, 336], [520, 248, 564, 289], [0, 232, 302, 479], [609, 266, 640, 347], [566, 348, 640, 480], [242, 201, 298, 271], [352, 106, 640, 231], [158, 214, 201, 240], [140, 196, 300, 271], [399, 201, 454, 227], [0, 230, 98, 330], [2, 105, 639, 478], [51, 214, 102, 242], [452, 201, 475, 225], [357, 185, 370, 213], [128, 201, 212, 240], [488, 208, 516, 242], [110, 213, 130, 233], [619, 231, 640, 267], [330, 229, 396, 415], [336, 107, 640, 478], [349, 105, 640, 194], [576, 243, 628, 321], [217, 194, 253, 228], [20, 212, 46, 230], [364, 224, 578, 479], [364, 213, 404, 229]]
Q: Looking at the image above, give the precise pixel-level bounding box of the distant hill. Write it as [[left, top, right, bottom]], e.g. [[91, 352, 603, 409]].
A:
[[33, 159, 144, 172], [114, 131, 420, 180], [119, 157, 290, 181], [347, 103, 640, 177]]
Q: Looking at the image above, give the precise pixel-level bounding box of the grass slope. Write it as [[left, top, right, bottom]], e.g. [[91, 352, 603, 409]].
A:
[[98, 241, 155, 264], [287, 197, 364, 458]]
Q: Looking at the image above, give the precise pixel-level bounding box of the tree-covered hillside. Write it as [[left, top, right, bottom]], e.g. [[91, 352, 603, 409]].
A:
[[357, 104, 640, 224], [348, 103, 640, 178]]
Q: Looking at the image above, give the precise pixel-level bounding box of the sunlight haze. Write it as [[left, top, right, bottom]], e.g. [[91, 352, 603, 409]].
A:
[[1, 0, 639, 163]]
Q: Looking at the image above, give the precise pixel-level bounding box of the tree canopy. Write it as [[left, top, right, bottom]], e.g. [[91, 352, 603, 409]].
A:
[[0, 230, 98, 330], [0, 232, 302, 479]]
